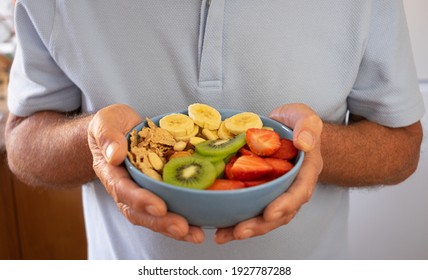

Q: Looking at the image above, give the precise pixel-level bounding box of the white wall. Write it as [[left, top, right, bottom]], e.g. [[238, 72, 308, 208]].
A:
[[403, 0, 428, 81], [348, 1, 428, 259], [349, 91, 428, 259]]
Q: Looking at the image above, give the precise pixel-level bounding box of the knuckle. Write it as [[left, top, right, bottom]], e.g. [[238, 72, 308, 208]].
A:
[[99, 171, 122, 203], [303, 188, 313, 203], [145, 216, 162, 233], [307, 114, 323, 131], [118, 203, 138, 225]]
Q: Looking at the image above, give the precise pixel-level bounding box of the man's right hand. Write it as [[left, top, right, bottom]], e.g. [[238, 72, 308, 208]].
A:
[[87, 104, 205, 243]]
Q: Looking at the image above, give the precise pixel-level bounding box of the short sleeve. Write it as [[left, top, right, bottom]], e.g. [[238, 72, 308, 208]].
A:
[[7, 1, 81, 117], [348, 0, 425, 127]]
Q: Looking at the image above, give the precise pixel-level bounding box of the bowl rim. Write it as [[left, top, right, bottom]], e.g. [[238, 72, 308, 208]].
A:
[[125, 109, 305, 194]]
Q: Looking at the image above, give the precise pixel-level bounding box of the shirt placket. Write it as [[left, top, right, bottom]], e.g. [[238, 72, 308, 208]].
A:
[[198, 0, 225, 92]]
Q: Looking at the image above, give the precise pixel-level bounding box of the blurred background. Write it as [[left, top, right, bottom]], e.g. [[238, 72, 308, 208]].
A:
[[0, 0, 87, 260], [0, 0, 427, 260], [349, 0, 428, 259]]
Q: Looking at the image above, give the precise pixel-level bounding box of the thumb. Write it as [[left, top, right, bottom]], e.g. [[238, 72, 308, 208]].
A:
[[269, 103, 323, 152], [102, 135, 129, 166], [88, 104, 142, 165]]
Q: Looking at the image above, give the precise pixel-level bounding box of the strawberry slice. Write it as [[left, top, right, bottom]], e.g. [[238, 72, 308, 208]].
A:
[[263, 157, 294, 179], [246, 128, 281, 156], [229, 155, 273, 181], [224, 155, 238, 180], [238, 146, 255, 156], [206, 179, 245, 191], [271, 138, 298, 160]]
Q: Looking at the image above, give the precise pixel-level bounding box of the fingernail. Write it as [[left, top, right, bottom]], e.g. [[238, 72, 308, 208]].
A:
[[297, 131, 314, 150], [105, 142, 119, 161], [185, 232, 203, 244], [167, 224, 183, 237], [215, 231, 234, 244], [184, 233, 196, 243], [238, 229, 254, 240]]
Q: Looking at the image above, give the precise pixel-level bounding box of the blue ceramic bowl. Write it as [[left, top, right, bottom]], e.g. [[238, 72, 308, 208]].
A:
[[125, 109, 304, 228]]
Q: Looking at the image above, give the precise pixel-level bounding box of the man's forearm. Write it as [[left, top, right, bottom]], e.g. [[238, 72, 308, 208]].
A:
[[5, 111, 96, 188], [319, 119, 423, 187]]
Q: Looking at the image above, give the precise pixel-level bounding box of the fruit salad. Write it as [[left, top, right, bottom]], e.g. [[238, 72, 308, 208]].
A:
[[127, 103, 298, 191]]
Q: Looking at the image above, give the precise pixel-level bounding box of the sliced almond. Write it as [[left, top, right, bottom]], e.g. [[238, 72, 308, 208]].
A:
[[173, 141, 188, 152], [142, 167, 162, 181], [148, 152, 164, 171]]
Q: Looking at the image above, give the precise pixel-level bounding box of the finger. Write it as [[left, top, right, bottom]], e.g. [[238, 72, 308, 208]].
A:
[[95, 156, 168, 216], [91, 149, 204, 243], [215, 212, 297, 244], [185, 226, 206, 244], [263, 147, 322, 221], [94, 157, 204, 243], [122, 205, 187, 235], [269, 104, 323, 152], [89, 132, 167, 217], [88, 104, 142, 165], [120, 204, 205, 243], [110, 174, 168, 217], [88, 120, 126, 166], [215, 147, 323, 244], [214, 227, 235, 245]]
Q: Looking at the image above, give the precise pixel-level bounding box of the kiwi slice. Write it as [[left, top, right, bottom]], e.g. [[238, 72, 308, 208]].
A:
[[192, 151, 227, 163], [163, 157, 216, 190], [195, 133, 246, 158], [212, 160, 226, 178]]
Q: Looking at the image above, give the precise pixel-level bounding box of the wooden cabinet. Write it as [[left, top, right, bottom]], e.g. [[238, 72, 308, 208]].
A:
[[0, 151, 87, 260], [0, 151, 20, 259]]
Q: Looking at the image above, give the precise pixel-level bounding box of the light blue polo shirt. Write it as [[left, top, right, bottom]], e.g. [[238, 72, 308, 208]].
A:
[[8, 0, 424, 259]]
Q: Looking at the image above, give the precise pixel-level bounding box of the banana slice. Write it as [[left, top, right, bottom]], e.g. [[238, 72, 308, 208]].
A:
[[159, 113, 195, 137], [189, 136, 206, 146], [174, 124, 200, 142], [223, 112, 263, 135], [201, 128, 219, 140], [188, 103, 222, 130], [217, 121, 234, 139]]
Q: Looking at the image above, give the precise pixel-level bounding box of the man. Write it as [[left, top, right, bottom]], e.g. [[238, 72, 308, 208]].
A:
[[5, 0, 424, 259]]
